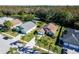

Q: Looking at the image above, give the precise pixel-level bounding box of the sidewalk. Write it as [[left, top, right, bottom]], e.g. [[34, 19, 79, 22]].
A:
[[2, 32, 15, 38], [35, 45, 53, 54], [20, 39, 54, 54]]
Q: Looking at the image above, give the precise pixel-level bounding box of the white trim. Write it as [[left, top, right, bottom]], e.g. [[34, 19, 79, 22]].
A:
[[11, 22, 22, 29], [26, 25, 36, 34]]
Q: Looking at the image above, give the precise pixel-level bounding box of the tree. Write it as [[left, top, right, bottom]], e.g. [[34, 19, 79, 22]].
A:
[[35, 8, 48, 21], [49, 11, 74, 26], [4, 21, 13, 29], [22, 14, 35, 21]]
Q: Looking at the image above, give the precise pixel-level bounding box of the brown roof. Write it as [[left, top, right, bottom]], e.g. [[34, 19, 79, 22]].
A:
[[10, 19, 22, 27], [46, 23, 58, 34]]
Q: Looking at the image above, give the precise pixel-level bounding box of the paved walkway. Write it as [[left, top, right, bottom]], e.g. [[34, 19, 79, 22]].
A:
[[13, 34, 22, 40], [24, 37, 36, 48], [2, 32, 54, 54], [2, 33, 15, 38]]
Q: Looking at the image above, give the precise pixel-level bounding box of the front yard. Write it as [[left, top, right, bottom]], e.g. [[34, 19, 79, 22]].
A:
[[7, 47, 19, 54], [35, 25, 62, 53], [21, 30, 35, 42], [4, 30, 19, 37], [36, 35, 61, 53]]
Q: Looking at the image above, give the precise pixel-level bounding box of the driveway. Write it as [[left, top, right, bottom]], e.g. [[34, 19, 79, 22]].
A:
[[24, 37, 36, 48]]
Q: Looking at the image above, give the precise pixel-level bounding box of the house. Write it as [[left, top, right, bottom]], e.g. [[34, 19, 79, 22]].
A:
[[43, 23, 58, 36], [60, 28, 79, 52], [0, 17, 22, 28], [14, 21, 36, 34], [10, 19, 22, 28], [0, 17, 13, 25], [37, 28, 45, 35]]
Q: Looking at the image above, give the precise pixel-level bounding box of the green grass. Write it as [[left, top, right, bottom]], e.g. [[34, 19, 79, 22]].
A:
[[36, 25, 62, 54], [7, 47, 19, 54], [55, 25, 61, 37], [21, 30, 35, 42], [4, 30, 18, 37], [33, 47, 49, 54], [36, 35, 60, 53], [36, 21, 46, 28]]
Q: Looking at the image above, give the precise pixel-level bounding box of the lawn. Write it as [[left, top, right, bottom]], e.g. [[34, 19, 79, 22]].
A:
[[36, 21, 46, 28], [35, 25, 62, 54], [7, 47, 19, 54], [33, 47, 49, 54], [4, 30, 18, 37], [21, 30, 35, 42]]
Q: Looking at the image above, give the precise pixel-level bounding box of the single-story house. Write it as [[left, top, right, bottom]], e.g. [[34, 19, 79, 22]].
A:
[[43, 23, 58, 36], [37, 28, 45, 35], [60, 28, 79, 52], [14, 21, 36, 34], [10, 19, 22, 28], [0, 17, 13, 25], [0, 17, 22, 28]]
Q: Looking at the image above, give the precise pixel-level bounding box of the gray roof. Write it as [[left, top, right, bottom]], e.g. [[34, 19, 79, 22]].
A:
[[0, 17, 13, 24], [20, 21, 36, 32], [61, 28, 79, 46]]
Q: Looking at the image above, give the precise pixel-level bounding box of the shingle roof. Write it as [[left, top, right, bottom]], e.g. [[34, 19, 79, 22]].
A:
[[44, 23, 58, 34], [10, 19, 22, 27], [20, 21, 36, 32], [61, 28, 79, 46]]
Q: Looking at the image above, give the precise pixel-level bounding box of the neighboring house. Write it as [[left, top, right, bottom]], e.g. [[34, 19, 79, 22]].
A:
[[10, 19, 22, 28], [0, 17, 22, 29], [43, 23, 58, 36], [37, 28, 45, 35], [14, 21, 36, 34], [60, 28, 79, 52], [0, 17, 13, 25]]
